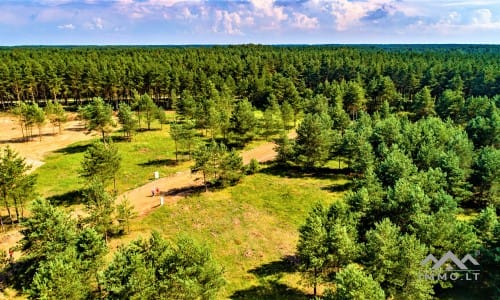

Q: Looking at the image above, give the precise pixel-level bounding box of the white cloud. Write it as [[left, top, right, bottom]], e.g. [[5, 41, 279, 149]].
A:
[[57, 23, 75, 30], [213, 10, 244, 35], [85, 17, 104, 30], [327, 0, 398, 30], [292, 12, 319, 29], [472, 8, 492, 24], [250, 0, 288, 21]]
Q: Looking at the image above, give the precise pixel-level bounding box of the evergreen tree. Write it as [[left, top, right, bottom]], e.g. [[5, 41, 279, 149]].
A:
[[324, 264, 385, 300], [80, 141, 121, 190], [297, 204, 329, 297], [293, 113, 333, 168], [79, 97, 116, 142], [44, 100, 67, 134], [0, 146, 37, 226], [117, 102, 138, 141], [82, 180, 116, 242], [29, 249, 90, 300], [230, 98, 257, 144], [413, 86, 436, 119], [101, 232, 225, 299]]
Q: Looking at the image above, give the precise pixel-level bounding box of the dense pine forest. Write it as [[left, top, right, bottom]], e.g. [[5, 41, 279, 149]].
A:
[[0, 45, 499, 299]]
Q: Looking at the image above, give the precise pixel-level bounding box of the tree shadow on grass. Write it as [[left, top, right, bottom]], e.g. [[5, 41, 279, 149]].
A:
[[54, 143, 91, 154], [46, 190, 84, 206], [138, 158, 178, 167], [261, 164, 350, 181], [230, 281, 308, 300], [230, 256, 308, 300], [321, 181, 354, 193], [248, 255, 299, 277]]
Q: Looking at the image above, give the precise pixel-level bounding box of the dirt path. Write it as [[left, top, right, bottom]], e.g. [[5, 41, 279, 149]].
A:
[[119, 135, 294, 217], [0, 114, 97, 172]]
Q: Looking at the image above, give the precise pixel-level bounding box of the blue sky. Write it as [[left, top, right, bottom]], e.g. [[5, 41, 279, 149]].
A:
[[1, 0, 499, 45]]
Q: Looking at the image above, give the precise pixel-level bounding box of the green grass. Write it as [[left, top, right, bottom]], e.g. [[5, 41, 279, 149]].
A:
[[130, 171, 349, 299], [34, 122, 189, 199]]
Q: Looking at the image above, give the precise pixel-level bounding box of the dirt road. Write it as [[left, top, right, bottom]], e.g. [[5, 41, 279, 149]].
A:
[[119, 138, 287, 217]]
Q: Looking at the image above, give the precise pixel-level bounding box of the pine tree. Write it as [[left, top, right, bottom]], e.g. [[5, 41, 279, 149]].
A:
[[324, 264, 385, 300], [293, 113, 333, 168], [79, 97, 116, 142]]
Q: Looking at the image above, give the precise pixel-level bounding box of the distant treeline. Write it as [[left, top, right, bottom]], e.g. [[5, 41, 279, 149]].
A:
[[0, 45, 498, 110]]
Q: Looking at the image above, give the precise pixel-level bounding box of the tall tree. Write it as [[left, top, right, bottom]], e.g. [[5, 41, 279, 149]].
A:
[[297, 204, 329, 297], [79, 97, 116, 142], [230, 98, 257, 144], [324, 264, 385, 300], [117, 102, 138, 141], [140, 93, 158, 130], [80, 141, 121, 190], [101, 231, 225, 299], [44, 100, 67, 134], [0, 146, 37, 227], [413, 86, 436, 119], [82, 180, 116, 242], [293, 113, 332, 168]]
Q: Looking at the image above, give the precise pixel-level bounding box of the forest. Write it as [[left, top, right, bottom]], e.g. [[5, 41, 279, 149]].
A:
[[0, 45, 499, 299]]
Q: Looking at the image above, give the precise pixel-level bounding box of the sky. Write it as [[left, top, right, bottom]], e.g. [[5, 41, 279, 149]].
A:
[[0, 0, 499, 45]]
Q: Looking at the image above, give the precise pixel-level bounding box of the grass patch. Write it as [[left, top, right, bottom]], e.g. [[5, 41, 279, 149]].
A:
[[34, 123, 190, 199], [125, 172, 347, 298]]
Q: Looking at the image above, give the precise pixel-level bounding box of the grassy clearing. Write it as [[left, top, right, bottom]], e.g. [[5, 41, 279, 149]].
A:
[[123, 170, 349, 299], [34, 122, 189, 199]]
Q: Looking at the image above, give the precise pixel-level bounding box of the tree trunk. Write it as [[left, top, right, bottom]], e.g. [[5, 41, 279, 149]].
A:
[[175, 140, 178, 163], [13, 196, 20, 224], [313, 267, 317, 297]]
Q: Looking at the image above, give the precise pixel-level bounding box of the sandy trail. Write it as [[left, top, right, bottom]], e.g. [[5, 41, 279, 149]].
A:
[[0, 114, 97, 172], [119, 137, 289, 217], [0, 114, 97, 252], [1, 113, 294, 250]]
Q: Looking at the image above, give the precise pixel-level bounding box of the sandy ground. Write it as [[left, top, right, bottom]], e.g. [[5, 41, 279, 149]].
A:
[[119, 137, 288, 217], [0, 113, 294, 253], [0, 114, 97, 172], [0, 114, 98, 253]]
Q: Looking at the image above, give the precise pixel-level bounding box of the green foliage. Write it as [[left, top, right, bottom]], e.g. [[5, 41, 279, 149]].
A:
[[44, 100, 67, 134], [471, 146, 499, 205], [364, 219, 434, 299], [230, 98, 257, 144], [376, 147, 417, 187], [79, 97, 116, 142], [101, 231, 225, 300], [82, 180, 116, 241], [115, 197, 138, 235], [0, 146, 37, 225], [29, 249, 90, 300], [293, 113, 333, 168], [324, 264, 385, 300], [412, 86, 436, 119], [192, 141, 244, 190], [12, 102, 45, 141], [280, 101, 294, 130], [117, 102, 138, 141], [20, 198, 77, 260], [297, 204, 329, 296], [274, 133, 295, 165], [246, 158, 260, 175], [137, 93, 158, 130], [169, 120, 197, 162], [80, 141, 121, 188]]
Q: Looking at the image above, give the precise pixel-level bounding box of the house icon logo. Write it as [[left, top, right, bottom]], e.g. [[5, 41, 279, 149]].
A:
[[420, 251, 480, 281], [421, 251, 479, 271]]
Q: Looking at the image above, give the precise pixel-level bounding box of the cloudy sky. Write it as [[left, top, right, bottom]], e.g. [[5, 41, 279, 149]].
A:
[[1, 0, 499, 45]]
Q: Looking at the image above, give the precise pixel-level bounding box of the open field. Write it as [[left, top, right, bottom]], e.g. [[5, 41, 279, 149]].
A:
[[1, 112, 350, 299], [112, 171, 349, 299]]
